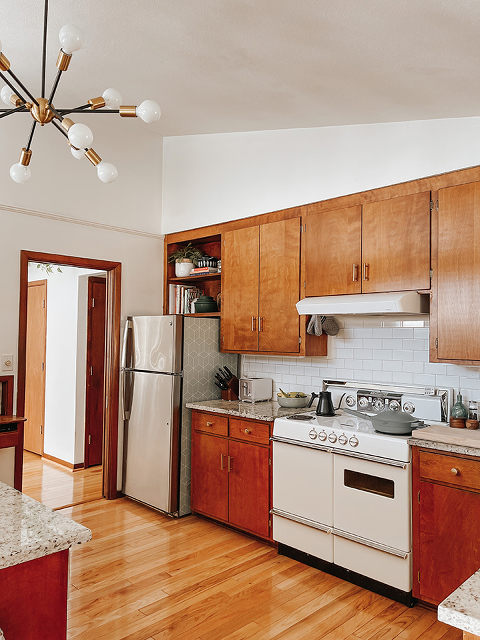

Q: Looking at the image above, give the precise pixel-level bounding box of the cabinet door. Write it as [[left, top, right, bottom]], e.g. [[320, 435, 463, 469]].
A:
[[362, 192, 431, 293], [416, 480, 480, 605], [222, 227, 259, 352], [228, 439, 270, 538], [259, 218, 301, 353], [436, 182, 480, 361], [191, 431, 228, 521], [305, 206, 362, 296]]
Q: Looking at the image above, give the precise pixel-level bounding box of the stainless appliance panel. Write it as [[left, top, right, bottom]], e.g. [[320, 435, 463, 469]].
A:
[[123, 370, 181, 513], [128, 315, 183, 373]]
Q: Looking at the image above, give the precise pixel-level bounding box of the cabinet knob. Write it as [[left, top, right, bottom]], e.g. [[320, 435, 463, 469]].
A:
[[206, 421, 213, 427], [244, 428, 251, 434], [451, 467, 459, 475]]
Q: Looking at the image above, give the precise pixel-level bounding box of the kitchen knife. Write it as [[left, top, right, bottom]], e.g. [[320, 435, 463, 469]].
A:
[[217, 368, 230, 382], [223, 366, 234, 380]]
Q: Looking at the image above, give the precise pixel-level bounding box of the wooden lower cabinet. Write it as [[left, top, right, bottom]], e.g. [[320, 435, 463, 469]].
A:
[[412, 446, 480, 605], [191, 410, 272, 540]]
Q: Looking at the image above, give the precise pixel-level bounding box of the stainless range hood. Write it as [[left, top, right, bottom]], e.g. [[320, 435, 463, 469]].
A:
[[296, 292, 428, 316]]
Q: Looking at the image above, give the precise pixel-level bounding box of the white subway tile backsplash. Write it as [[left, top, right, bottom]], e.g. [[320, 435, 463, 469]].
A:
[[241, 319, 480, 399]]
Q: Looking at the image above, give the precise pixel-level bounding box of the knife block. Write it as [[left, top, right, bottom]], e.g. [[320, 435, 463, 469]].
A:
[[221, 376, 239, 401]]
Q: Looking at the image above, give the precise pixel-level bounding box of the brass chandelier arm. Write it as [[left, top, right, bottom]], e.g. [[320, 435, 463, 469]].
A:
[[56, 108, 120, 114], [51, 118, 69, 138], [25, 121, 37, 152], [0, 71, 29, 107], [6, 69, 39, 106], [48, 69, 62, 105], [41, 0, 49, 97]]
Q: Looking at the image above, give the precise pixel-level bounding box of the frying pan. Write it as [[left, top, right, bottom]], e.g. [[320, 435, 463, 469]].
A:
[[343, 407, 420, 435]]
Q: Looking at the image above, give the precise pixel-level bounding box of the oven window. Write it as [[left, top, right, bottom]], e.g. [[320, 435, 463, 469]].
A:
[[344, 469, 394, 499]]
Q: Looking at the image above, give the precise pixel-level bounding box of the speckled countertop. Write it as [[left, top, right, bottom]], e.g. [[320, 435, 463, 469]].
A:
[[185, 399, 312, 421], [0, 481, 91, 570], [438, 569, 480, 635], [408, 425, 480, 457]]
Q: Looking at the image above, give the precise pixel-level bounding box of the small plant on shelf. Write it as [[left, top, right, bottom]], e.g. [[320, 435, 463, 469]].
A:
[[168, 243, 203, 277]]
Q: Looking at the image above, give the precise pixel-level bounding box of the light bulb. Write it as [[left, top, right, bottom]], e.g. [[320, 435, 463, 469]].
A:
[[10, 163, 31, 183], [71, 147, 84, 160], [102, 88, 122, 110], [136, 100, 161, 123], [59, 25, 83, 54], [1, 86, 13, 106], [68, 123, 93, 149], [96, 162, 118, 183]]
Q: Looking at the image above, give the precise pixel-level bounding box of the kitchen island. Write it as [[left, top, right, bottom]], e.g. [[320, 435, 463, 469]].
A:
[[438, 570, 480, 639], [0, 481, 91, 639]]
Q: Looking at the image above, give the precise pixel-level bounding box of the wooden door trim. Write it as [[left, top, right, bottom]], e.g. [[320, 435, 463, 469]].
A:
[[0, 375, 14, 415], [18, 250, 122, 500]]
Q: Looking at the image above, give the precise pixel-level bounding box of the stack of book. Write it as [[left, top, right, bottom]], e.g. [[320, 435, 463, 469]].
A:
[[188, 266, 218, 275], [168, 284, 203, 314]]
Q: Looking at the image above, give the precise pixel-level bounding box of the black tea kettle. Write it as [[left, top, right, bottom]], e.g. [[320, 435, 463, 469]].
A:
[[308, 390, 336, 417]]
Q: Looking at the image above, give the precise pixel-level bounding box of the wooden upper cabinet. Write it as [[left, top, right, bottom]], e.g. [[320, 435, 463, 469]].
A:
[[222, 219, 301, 354], [259, 218, 301, 353], [222, 226, 260, 352], [305, 206, 362, 297], [434, 181, 480, 362], [305, 192, 431, 297], [362, 192, 431, 293]]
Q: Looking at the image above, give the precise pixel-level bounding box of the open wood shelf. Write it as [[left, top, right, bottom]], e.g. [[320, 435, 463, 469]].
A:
[[169, 273, 221, 283]]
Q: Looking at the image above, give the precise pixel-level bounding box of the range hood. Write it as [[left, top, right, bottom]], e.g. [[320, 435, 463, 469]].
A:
[[296, 292, 428, 316]]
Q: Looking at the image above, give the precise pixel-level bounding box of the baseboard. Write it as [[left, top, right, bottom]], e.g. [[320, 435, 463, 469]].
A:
[[42, 452, 84, 471]]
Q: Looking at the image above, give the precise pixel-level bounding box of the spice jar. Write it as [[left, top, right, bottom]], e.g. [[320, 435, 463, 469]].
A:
[[469, 401, 478, 420]]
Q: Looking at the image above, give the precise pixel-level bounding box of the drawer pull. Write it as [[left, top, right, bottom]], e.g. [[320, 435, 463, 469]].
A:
[[451, 467, 459, 475], [206, 421, 213, 427], [228, 456, 232, 472], [220, 454, 224, 470], [244, 428, 251, 434]]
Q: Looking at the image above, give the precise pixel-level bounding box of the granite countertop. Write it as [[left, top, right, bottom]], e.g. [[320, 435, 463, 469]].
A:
[[0, 481, 92, 570], [185, 399, 312, 421], [438, 569, 480, 635], [408, 425, 480, 457]]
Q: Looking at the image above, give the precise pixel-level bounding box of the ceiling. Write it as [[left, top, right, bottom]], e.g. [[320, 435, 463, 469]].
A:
[[3, 0, 480, 137]]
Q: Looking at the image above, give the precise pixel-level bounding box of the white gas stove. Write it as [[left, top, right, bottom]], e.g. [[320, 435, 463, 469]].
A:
[[271, 380, 452, 606]]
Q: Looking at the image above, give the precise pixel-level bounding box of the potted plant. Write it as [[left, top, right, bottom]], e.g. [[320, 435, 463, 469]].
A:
[[168, 243, 203, 277]]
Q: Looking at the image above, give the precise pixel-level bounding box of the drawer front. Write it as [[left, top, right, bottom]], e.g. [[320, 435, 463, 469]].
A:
[[419, 450, 480, 491], [229, 418, 271, 445], [192, 411, 228, 436]]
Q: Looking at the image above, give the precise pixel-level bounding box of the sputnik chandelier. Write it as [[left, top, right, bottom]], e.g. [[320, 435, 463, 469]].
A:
[[0, 0, 160, 184]]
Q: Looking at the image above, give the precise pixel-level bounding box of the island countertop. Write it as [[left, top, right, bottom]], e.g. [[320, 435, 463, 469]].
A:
[[438, 569, 480, 636], [185, 399, 311, 421], [0, 481, 91, 570]]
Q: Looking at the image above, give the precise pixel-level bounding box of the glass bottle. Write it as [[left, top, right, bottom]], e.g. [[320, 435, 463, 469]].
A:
[[451, 393, 468, 418], [469, 401, 478, 420]]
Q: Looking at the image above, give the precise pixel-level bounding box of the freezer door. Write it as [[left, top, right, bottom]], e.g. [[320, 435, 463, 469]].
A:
[[123, 371, 181, 513], [127, 315, 183, 373]]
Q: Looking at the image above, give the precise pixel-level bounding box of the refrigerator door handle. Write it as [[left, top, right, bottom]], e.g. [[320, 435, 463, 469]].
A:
[[123, 370, 134, 421], [122, 318, 134, 370]]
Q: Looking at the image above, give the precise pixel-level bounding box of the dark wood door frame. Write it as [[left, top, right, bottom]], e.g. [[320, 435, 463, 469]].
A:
[[18, 250, 122, 500]]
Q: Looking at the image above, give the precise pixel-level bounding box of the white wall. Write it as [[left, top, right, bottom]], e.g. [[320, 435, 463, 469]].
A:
[[1, 209, 163, 484], [162, 116, 480, 233], [0, 116, 162, 236]]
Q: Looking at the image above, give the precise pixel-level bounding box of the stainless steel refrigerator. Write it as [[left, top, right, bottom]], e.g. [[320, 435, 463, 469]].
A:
[[122, 315, 237, 516]]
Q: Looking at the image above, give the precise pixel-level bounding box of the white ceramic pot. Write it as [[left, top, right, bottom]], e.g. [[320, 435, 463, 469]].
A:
[[175, 260, 193, 277]]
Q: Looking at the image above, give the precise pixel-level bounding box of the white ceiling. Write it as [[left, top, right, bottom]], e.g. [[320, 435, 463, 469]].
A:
[[3, 0, 480, 137]]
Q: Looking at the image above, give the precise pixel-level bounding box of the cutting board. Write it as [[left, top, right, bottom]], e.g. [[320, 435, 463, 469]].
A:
[[412, 424, 480, 449]]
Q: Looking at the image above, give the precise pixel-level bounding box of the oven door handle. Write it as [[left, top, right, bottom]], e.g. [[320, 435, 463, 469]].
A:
[[334, 448, 408, 469], [333, 527, 409, 559], [270, 508, 333, 534], [270, 435, 333, 454]]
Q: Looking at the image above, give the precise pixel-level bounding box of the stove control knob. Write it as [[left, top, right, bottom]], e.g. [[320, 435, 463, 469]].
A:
[[308, 429, 317, 440], [373, 398, 384, 411], [349, 436, 359, 448], [328, 432, 337, 443], [403, 402, 415, 414], [317, 430, 327, 441], [358, 396, 368, 408], [345, 395, 356, 407], [389, 400, 400, 411], [338, 433, 348, 445]]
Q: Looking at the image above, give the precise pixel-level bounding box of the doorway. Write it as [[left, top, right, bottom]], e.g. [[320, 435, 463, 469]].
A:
[[18, 250, 121, 502]]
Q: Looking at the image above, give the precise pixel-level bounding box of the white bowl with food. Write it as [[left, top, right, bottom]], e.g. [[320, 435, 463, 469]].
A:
[[276, 391, 309, 408]]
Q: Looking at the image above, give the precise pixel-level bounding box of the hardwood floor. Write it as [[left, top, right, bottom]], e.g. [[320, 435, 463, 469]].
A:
[[61, 498, 462, 640], [22, 450, 103, 510]]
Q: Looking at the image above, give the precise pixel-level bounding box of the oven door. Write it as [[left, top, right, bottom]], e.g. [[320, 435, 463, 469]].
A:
[[333, 453, 411, 553], [272, 440, 334, 561]]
